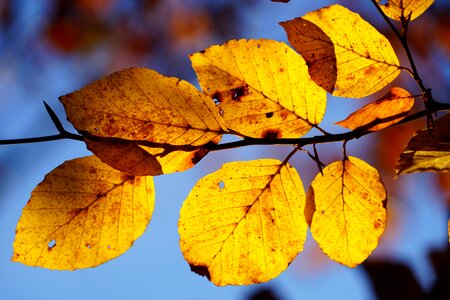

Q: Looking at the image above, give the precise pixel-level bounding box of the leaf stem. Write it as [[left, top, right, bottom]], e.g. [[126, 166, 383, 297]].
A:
[[370, 0, 428, 94]]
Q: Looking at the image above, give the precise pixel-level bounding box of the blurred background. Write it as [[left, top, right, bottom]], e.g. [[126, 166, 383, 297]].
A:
[[0, 0, 449, 299]]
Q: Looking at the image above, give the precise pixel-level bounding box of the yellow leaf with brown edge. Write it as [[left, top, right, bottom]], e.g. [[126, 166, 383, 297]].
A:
[[179, 159, 307, 286], [190, 39, 326, 139], [12, 156, 155, 270], [396, 113, 450, 175], [307, 156, 387, 267], [59, 68, 226, 175], [281, 4, 401, 98], [336, 87, 414, 131], [378, 0, 434, 21]]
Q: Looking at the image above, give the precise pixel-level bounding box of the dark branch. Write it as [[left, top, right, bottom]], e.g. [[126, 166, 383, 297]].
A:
[[370, 0, 428, 94], [1, 102, 449, 151], [0, 102, 84, 145]]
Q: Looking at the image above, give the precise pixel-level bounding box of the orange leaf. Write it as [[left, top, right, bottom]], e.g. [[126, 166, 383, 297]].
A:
[[179, 159, 307, 285], [190, 39, 326, 138], [335, 87, 414, 131], [12, 156, 155, 270], [84, 138, 163, 176], [307, 156, 387, 267], [378, 0, 434, 21], [60, 68, 226, 175], [281, 4, 401, 98]]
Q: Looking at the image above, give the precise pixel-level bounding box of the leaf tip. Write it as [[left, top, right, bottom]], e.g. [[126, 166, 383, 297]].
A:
[[190, 264, 211, 280]]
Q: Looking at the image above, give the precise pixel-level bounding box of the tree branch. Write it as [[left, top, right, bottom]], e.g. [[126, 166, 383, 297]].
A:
[[1, 102, 449, 151], [370, 0, 435, 128], [0, 102, 84, 145]]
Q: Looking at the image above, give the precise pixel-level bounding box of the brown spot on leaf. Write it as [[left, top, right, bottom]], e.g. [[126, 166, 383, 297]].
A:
[[231, 85, 249, 101], [262, 129, 281, 139], [212, 91, 223, 105], [279, 67, 284, 72], [382, 198, 387, 209], [364, 65, 377, 75], [265, 112, 274, 118], [190, 264, 211, 280], [374, 220, 383, 230]]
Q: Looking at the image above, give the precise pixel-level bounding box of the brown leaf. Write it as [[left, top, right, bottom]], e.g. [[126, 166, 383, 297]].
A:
[[85, 138, 163, 176], [396, 113, 450, 175]]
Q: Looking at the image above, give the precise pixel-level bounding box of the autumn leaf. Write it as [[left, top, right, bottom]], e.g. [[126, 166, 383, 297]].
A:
[[85, 138, 163, 176], [179, 159, 307, 286], [281, 4, 401, 98], [60, 68, 226, 175], [12, 156, 155, 270], [396, 113, 450, 175], [190, 39, 326, 139], [84, 135, 219, 176], [336, 87, 414, 131], [378, 0, 435, 21], [307, 156, 387, 267]]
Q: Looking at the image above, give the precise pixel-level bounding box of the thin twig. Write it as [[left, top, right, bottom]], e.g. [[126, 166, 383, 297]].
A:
[[0, 102, 84, 145]]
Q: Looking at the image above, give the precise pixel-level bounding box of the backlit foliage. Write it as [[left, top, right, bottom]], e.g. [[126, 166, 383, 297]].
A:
[[9, 0, 448, 287]]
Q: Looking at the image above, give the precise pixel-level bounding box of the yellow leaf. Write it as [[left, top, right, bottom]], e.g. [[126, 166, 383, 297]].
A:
[[396, 114, 450, 175], [190, 39, 326, 138], [378, 0, 434, 21], [179, 159, 307, 286], [336, 87, 414, 131], [12, 156, 155, 270], [60, 68, 225, 175], [307, 156, 387, 267], [281, 4, 401, 98]]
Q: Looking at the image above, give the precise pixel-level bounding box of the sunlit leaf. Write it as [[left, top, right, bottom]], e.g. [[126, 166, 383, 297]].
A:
[[336, 87, 414, 131], [281, 4, 401, 98], [396, 114, 450, 175], [307, 156, 387, 267], [378, 0, 434, 21], [12, 156, 155, 270], [190, 39, 326, 138], [179, 159, 307, 286], [60, 68, 226, 175]]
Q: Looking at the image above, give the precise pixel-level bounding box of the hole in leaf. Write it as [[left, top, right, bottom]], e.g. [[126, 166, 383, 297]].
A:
[[86, 243, 91, 249], [107, 245, 111, 249], [212, 92, 222, 106], [218, 108, 224, 116], [219, 181, 225, 189], [265, 112, 274, 118], [48, 239, 56, 249], [94, 127, 99, 131]]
